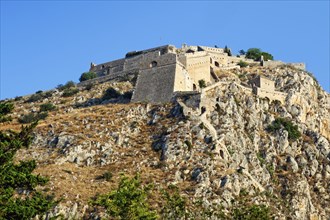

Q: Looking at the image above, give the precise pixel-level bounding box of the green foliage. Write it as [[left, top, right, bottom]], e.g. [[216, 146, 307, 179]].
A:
[[102, 87, 121, 100], [239, 49, 246, 55], [57, 81, 76, 91], [18, 112, 48, 124], [0, 102, 14, 123], [245, 48, 274, 61], [233, 204, 271, 220], [39, 103, 56, 112], [161, 188, 186, 219], [92, 174, 158, 219], [62, 88, 79, 97], [26, 91, 54, 103], [237, 60, 249, 68], [184, 140, 193, 151], [79, 72, 97, 82], [245, 48, 262, 61], [224, 45, 232, 56], [96, 171, 113, 181], [0, 122, 57, 219], [198, 79, 206, 89], [261, 52, 273, 61], [267, 117, 301, 141]]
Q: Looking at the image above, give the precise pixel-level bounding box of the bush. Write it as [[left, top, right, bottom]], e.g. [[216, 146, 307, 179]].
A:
[[161, 188, 186, 219], [198, 79, 206, 88], [18, 112, 48, 124], [237, 60, 249, 68], [233, 204, 271, 220], [79, 72, 97, 82], [0, 122, 57, 219], [39, 103, 56, 112], [62, 88, 79, 97], [57, 81, 75, 91], [26, 91, 54, 103], [0, 102, 14, 116], [102, 87, 121, 100], [92, 174, 158, 219], [267, 117, 301, 141], [0, 102, 14, 123]]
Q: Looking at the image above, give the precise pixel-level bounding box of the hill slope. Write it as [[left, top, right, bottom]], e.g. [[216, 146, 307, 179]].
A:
[[1, 65, 329, 219]]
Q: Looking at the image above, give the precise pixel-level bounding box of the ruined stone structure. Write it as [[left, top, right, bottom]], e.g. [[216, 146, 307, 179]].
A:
[[87, 44, 304, 103]]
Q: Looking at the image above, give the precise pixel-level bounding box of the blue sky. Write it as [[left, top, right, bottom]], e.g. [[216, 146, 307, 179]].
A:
[[1, 1, 329, 99]]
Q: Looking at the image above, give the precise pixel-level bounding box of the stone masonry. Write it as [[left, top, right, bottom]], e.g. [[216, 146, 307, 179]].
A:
[[88, 44, 304, 103]]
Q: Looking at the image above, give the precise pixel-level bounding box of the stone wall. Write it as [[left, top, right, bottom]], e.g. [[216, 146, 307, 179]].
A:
[[131, 64, 177, 103]]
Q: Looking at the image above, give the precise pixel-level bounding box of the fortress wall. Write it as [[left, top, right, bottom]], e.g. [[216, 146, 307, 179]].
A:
[[255, 87, 286, 103], [140, 52, 177, 69], [124, 55, 143, 71], [185, 55, 212, 85], [288, 63, 306, 70], [199, 46, 224, 53], [174, 64, 194, 91], [210, 54, 228, 66], [262, 60, 285, 68], [131, 64, 176, 103]]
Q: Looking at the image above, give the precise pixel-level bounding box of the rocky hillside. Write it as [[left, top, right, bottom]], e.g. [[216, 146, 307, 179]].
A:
[[1, 65, 329, 219]]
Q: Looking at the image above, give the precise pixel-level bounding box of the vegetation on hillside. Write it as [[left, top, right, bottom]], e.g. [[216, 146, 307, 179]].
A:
[[267, 117, 301, 141], [0, 121, 57, 219], [79, 72, 97, 82], [245, 48, 273, 61], [92, 174, 158, 219], [0, 102, 14, 123]]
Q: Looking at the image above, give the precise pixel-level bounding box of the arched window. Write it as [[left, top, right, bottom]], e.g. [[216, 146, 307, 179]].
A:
[[215, 61, 219, 67], [150, 61, 158, 68], [193, 84, 197, 91], [210, 58, 213, 64]]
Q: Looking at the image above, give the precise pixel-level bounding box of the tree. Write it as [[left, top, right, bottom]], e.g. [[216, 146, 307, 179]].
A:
[[245, 48, 262, 61], [92, 174, 158, 219], [237, 60, 249, 68], [79, 72, 97, 82], [224, 45, 232, 56], [245, 48, 274, 61], [0, 122, 57, 219], [261, 52, 273, 61], [239, 49, 246, 55]]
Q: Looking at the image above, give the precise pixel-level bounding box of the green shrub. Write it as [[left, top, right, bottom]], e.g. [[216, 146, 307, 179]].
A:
[[92, 174, 158, 219], [26, 91, 54, 103], [39, 103, 56, 112], [198, 79, 206, 88], [57, 81, 76, 91], [0, 102, 14, 123], [0, 122, 57, 219], [79, 72, 97, 82], [102, 87, 121, 100], [62, 88, 79, 97], [238, 60, 249, 68], [161, 188, 186, 219], [184, 140, 193, 151], [267, 117, 301, 141], [96, 171, 113, 181], [18, 112, 48, 124], [233, 204, 271, 220], [0, 102, 14, 116]]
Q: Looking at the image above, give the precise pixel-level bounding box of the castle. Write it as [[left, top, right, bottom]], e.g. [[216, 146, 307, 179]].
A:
[[87, 44, 305, 104]]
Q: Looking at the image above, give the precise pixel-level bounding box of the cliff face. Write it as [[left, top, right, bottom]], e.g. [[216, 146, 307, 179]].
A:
[[2, 65, 329, 219]]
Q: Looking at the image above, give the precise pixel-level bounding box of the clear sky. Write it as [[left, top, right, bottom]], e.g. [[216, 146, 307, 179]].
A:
[[1, 1, 329, 99]]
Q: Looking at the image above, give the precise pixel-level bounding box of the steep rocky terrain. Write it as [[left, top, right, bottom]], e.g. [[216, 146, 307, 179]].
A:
[[1, 65, 329, 219]]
